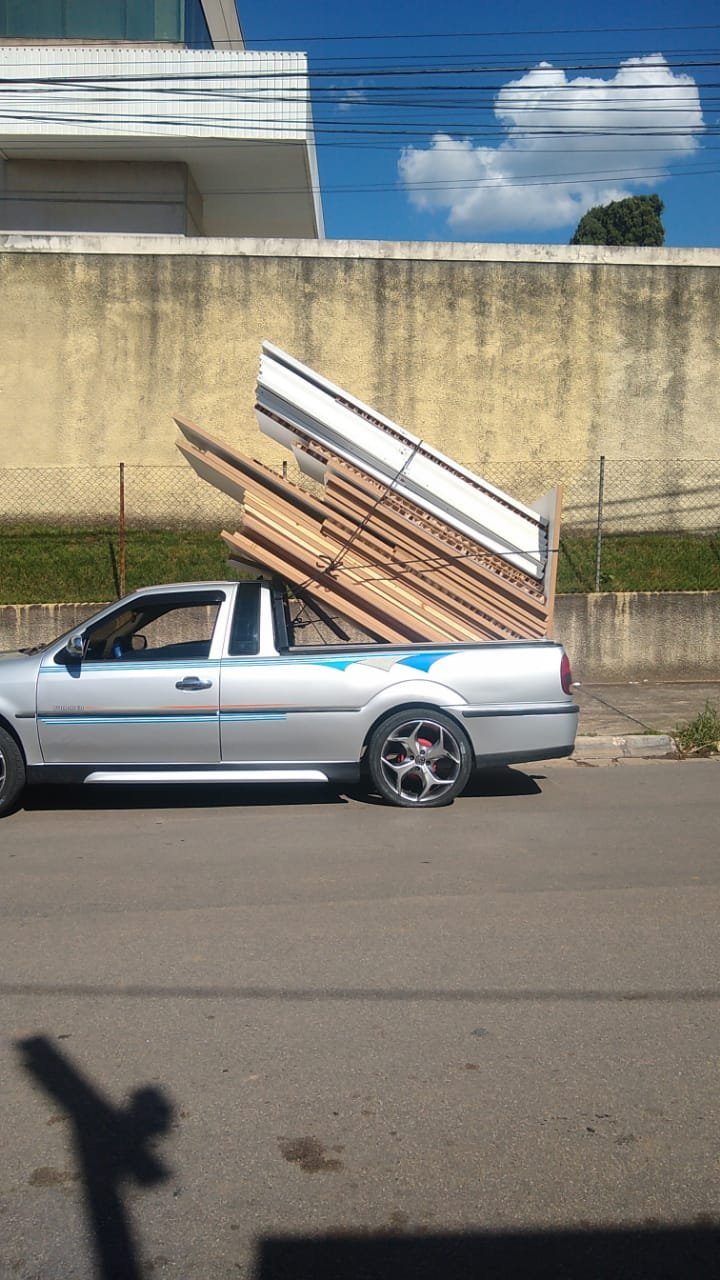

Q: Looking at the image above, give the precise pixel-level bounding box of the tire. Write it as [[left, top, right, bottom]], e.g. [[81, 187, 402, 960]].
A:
[[367, 709, 472, 808], [0, 726, 25, 817]]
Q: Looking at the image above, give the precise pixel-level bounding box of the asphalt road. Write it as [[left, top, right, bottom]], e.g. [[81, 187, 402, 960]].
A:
[[1, 761, 719, 1280]]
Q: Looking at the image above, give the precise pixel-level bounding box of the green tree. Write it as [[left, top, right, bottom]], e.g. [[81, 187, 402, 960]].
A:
[[570, 194, 665, 246]]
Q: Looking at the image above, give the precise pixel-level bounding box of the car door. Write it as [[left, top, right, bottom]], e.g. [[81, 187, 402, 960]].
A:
[[219, 584, 389, 765], [36, 590, 227, 765]]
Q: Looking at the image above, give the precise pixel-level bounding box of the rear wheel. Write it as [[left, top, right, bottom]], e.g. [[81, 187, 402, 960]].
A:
[[367, 710, 472, 808], [0, 727, 25, 817]]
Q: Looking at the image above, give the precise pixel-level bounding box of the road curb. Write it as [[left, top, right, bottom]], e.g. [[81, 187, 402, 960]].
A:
[[571, 734, 677, 763]]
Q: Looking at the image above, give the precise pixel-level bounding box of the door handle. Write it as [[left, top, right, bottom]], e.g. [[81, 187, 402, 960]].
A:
[[175, 677, 213, 691]]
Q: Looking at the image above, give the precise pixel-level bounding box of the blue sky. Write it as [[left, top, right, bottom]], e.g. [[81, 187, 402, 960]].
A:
[[237, 0, 719, 246]]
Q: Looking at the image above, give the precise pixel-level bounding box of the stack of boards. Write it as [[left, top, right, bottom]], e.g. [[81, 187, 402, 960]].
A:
[[176, 342, 562, 644]]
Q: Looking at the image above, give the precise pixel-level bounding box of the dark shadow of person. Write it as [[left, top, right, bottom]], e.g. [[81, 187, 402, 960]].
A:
[[17, 1035, 174, 1280]]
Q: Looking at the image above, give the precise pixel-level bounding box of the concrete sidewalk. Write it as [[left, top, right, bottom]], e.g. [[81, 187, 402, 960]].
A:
[[574, 681, 720, 737]]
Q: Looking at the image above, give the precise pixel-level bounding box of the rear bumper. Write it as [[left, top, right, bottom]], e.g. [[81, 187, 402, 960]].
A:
[[474, 742, 575, 769], [460, 704, 579, 768]]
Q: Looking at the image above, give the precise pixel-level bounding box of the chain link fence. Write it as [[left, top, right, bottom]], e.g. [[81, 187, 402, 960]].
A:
[[1, 459, 719, 603], [483, 458, 720, 538], [0, 464, 242, 530]]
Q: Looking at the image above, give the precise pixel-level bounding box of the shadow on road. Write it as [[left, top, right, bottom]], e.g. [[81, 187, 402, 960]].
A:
[[256, 1224, 720, 1279], [19, 766, 541, 815], [22, 781, 348, 813], [17, 1035, 174, 1280], [352, 766, 543, 806], [461, 767, 544, 798], [11, 1046, 720, 1279]]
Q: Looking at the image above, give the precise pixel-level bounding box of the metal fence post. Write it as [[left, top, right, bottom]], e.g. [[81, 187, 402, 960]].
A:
[[119, 462, 126, 597], [594, 454, 605, 592]]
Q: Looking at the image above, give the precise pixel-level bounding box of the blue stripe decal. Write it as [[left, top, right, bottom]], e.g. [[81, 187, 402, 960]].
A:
[[396, 651, 452, 672], [40, 651, 453, 673], [39, 652, 454, 680], [225, 657, 361, 671], [220, 652, 452, 670], [39, 711, 288, 726], [221, 713, 287, 722], [39, 715, 220, 726], [40, 661, 221, 673]]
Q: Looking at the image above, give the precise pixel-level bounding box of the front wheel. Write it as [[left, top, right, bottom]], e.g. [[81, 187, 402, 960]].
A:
[[0, 727, 26, 817], [367, 711, 472, 808]]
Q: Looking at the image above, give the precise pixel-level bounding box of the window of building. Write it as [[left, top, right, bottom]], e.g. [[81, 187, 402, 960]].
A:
[[184, 0, 212, 48], [0, 0, 189, 43]]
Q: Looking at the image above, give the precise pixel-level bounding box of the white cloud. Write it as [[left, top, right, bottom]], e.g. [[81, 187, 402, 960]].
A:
[[398, 54, 704, 234], [337, 86, 369, 112]]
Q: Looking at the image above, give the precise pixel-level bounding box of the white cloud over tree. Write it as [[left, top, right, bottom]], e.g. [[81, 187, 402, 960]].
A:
[[398, 54, 704, 234]]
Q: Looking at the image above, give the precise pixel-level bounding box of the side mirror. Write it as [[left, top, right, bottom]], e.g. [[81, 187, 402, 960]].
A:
[[65, 632, 85, 659]]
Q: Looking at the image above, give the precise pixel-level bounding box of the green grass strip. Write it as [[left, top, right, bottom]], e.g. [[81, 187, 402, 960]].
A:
[[0, 526, 718, 605]]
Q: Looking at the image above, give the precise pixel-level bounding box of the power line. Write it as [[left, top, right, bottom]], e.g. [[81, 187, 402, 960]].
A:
[[3, 160, 719, 199], [3, 46, 719, 73], [1, 73, 712, 91], [0, 84, 710, 107], [0, 49, 711, 200], [300, 46, 720, 67], [0, 83, 710, 109], [0, 97, 709, 139], [0, 111, 709, 143], [2, 129, 715, 155], [240, 22, 720, 44], [1, 56, 720, 82]]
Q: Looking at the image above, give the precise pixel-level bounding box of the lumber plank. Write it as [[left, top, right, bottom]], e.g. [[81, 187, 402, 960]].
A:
[[242, 502, 470, 642], [321, 506, 544, 637], [177, 412, 556, 643], [327, 464, 545, 605], [222, 529, 426, 643], [323, 475, 548, 635], [177, 438, 329, 524], [242, 490, 489, 641], [177, 436, 483, 638], [321, 517, 528, 641]]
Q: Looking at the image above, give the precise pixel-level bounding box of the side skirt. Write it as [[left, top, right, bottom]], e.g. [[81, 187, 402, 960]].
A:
[[26, 762, 361, 788]]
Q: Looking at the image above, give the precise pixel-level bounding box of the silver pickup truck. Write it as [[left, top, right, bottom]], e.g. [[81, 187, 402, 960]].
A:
[[0, 580, 578, 815]]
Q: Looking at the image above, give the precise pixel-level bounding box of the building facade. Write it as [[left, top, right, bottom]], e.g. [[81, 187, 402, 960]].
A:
[[0, 1, 242, 48], [0, 1, 323, 237]]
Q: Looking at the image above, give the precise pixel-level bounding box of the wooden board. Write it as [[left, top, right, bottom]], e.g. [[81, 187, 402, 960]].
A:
[[177, 413, 557, 644]]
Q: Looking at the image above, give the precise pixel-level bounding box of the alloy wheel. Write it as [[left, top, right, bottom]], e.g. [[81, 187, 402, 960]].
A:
[[379, 718, 464, 805]]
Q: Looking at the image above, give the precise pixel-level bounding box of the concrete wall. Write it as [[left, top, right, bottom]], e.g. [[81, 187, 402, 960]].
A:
[[0, 161, 202, 235], [0, 236, 718, 530], [2, 592, 718, 682], [0, 601, 105, 652], [554, 592, 719, 681]]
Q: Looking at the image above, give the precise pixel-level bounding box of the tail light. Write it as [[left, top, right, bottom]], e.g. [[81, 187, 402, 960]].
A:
[[560, 651, 573, 695]]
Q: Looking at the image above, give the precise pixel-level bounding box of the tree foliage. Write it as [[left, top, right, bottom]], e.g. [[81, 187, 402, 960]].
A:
[[570, 195, 665, 246]]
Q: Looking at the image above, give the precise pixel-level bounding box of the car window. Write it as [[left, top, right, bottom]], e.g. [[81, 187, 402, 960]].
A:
[[79, 593, 224, 663], [284, 596, 373, 647], [228, 583, 261, 656]]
